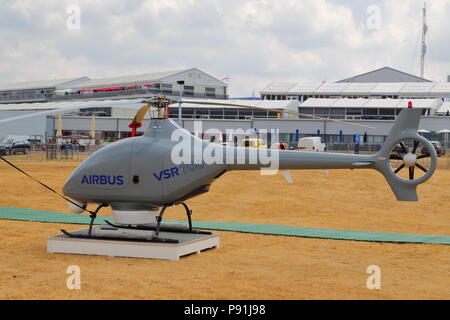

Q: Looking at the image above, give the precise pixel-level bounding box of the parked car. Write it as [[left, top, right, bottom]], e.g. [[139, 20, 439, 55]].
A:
[[297, 137, 326, 152], [392, 143, 407, 154], [240, 138, 267, 149], [361, 115, 384, 120], [60, 144, 86, 152], [421, 141, 445, 157], [0, 138, 31, 155]]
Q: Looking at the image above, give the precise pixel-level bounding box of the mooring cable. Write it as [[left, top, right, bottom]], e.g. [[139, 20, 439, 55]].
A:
[[0, 156, 95, 215]]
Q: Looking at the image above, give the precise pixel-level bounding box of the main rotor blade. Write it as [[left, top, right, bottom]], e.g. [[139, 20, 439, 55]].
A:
[[176, 100, 377, 130], [132, 103, 152, 124], [0, 99, 145, 125]]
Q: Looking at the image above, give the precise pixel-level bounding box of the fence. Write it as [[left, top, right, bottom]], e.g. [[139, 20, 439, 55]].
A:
[[1, 144, 102, 162]]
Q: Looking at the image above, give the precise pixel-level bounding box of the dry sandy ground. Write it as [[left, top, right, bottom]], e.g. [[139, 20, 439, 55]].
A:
[[0, 160, 449, 299]]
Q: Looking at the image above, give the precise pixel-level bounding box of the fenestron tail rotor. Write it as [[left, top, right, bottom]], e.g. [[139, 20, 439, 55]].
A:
[[389, 138, 433, 181], [368, 107, 438, 201]]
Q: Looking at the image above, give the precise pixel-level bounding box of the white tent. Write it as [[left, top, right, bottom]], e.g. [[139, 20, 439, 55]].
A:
[[436, 129, 450, 143]]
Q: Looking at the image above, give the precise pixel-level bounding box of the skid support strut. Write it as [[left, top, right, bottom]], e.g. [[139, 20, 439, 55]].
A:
[[88, 204, 109, 236], [105, 202, 211, 235]]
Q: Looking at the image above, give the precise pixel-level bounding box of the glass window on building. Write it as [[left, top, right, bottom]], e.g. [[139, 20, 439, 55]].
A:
[[362, 108, 378, 115], [184, 85, 194, 96], [210, 108, 224, 119], [182, 108, 195, 118], [205, 87, 216, 98], [379, 108, 395, 120], [315, 108, 330, 117], [161, 83, 173, 95], [298, 107, 313, 119], [224, 108, 239, 119], [168, 107, 178, 118], [330, 108, 345, 119], [346, 108, 362, 115], [195, 108, 209, 118], [253, 110, 268, 118], [379, 108, 395, 115], [238, 109, 252, 119]]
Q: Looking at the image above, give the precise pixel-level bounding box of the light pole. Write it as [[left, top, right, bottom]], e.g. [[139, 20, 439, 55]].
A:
[[177, 80, 185, 125]]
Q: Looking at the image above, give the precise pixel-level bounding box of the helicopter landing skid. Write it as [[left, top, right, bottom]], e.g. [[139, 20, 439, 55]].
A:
[[104, 220, 212, 235], [60, 228, 179, 244]]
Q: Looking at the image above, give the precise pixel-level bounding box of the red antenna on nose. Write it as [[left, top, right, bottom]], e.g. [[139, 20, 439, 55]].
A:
[[408, 101, 413, 108]]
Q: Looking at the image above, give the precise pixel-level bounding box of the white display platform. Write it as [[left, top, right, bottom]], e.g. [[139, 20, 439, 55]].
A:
[[48, 225, 219, 261]]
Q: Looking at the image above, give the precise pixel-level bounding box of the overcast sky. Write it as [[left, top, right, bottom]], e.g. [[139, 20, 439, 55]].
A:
[[0, 0, 449, 96]]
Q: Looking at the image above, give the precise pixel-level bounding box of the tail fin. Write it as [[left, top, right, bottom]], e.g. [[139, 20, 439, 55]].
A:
[[374, 108, 437, 201]]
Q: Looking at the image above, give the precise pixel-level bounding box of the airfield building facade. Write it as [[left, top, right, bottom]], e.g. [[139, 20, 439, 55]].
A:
[[1, 66, 450, 149]]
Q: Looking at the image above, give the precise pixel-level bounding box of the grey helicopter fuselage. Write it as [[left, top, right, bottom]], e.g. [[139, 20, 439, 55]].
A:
[[62, 108, 437, 212], [62, 119, 371, 210], [63, 119, 227, 210]]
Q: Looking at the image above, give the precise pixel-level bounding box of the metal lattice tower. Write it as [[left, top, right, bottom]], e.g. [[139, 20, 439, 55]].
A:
[[420, 2, 428, 78]]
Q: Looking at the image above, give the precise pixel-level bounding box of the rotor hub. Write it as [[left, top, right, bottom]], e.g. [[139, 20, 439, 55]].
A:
[[403, 152, 417, 167]]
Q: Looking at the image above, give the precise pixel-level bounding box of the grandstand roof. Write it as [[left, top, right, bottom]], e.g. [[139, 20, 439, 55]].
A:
[[337, 67, 431, 83], [299, 98, 443, 110], [437, 101, 450, 114], [68, 69, 189, 89], [0, 77, 90, 92], [68, 68, 227, 90], [261, 81, 450, 97]]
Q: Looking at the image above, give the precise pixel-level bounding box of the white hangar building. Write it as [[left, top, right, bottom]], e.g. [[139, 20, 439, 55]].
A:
[[0, 68, 229, 138], [0, 77, 90, 104], [0, 68, 228, 105], [261, 67, 450, 102], [260, 67, 450, 120]]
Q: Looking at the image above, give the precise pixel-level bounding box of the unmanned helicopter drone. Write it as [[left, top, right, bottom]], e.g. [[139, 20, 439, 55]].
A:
[[0, 96, 438, 243]]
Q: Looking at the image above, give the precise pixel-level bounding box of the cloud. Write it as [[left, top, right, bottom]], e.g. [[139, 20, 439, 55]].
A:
[[0, 0, 449, 96]]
